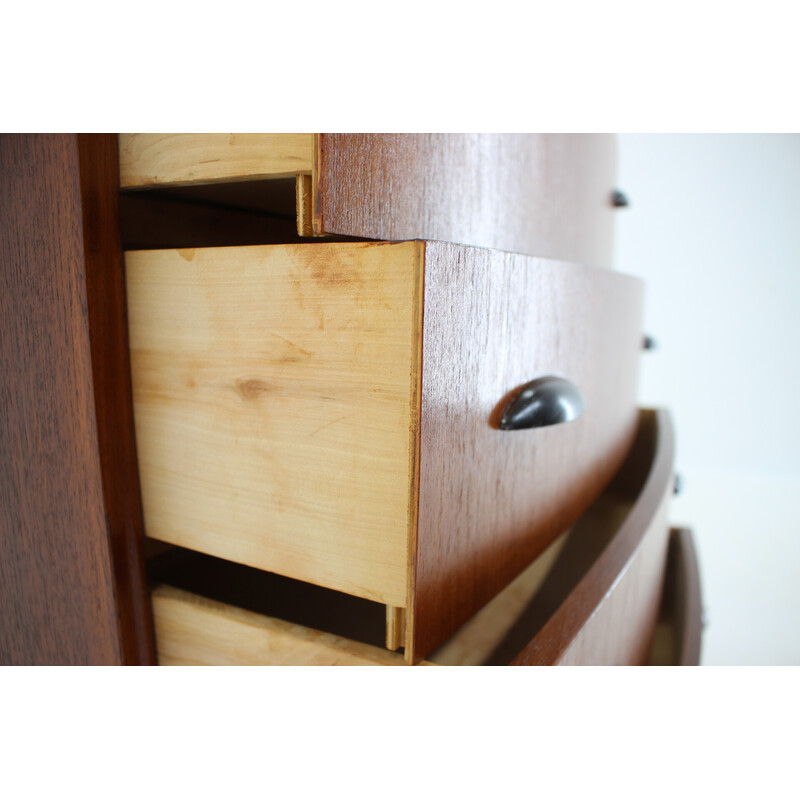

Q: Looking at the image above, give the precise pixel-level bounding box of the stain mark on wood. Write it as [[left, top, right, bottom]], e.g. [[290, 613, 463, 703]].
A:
[[234, 378, 273, 401]]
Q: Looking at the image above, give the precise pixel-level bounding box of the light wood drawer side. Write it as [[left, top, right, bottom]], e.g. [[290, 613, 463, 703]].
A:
[[119, 133, 314, 188], [126, 242, 423, 607], [152, 586, 410, 666]]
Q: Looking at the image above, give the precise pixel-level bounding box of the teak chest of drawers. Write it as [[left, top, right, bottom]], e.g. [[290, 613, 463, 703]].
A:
[[126, 240, 643, 663], [0, 133, 702, 666]]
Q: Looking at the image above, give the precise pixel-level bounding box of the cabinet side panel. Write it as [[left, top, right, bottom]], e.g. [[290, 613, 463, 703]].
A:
[[0, 134, 123, 665]]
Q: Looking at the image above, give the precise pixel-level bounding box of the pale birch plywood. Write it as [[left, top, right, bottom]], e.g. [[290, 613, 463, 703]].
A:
[[385, 606, 406, 651], [296, 173, 314, 237], [152, 585, 411, 666], [119, 134, 314, 188], [126, 242, 423, 606]]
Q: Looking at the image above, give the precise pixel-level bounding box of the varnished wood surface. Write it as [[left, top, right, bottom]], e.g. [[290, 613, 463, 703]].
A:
[[77, 134, 155, 665], [511, 409, 674, 665], [0, 134, 141, 664], [410, 243, 643, 662], [484, 493, 632, 665], [430, 530, 569, 666], [126, 239, 642, 658], [119, 134, 314, 188], [315, 134, 618, 267], [385, 606, 406, 651], [152, 586, 414, 666], [651, 527, 703, 666], [126, 242, 423, 606]]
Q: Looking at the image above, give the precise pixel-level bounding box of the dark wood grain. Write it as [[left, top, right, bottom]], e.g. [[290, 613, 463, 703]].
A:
[[0, 134, 153, 665], [78, 134, 155, 665], [657, 527, 704, 666], [315, 134, 618, 267], [509, 409, 674, 665], [409, 243, 644, 663]]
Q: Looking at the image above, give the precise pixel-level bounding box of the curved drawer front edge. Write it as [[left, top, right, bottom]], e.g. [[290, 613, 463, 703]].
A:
[[410, 243, 644, 663], [510, 408, 675, 666]]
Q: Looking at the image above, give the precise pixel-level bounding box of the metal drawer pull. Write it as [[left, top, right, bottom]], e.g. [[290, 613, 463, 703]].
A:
[[498, 376, 585, 431]]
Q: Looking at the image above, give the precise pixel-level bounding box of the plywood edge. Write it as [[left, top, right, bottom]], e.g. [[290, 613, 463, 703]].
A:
[[312, 132, 324, 235], [385, 606, 406, 651], [405, 241, 426, 663], [296, 173, 314, 236], [119, 133, 314, 189]]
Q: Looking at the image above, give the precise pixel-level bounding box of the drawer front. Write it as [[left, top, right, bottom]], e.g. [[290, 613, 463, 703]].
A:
[[411, 242, 643, 661], [126, 242, 422, 607], [127, 240, 643, 660], [649, 527, 703, 666], [510, 409, 674, 666]]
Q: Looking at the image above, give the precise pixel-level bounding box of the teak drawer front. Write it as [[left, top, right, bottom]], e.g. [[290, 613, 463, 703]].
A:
[[126, 241, 643, 662], [510, 409, 674, 666], [411, 242, 643, 660], [315, 134, 618, 267]]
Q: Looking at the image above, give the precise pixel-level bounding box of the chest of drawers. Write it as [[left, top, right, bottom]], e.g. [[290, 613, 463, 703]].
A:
[[0, 133, 701, 665]]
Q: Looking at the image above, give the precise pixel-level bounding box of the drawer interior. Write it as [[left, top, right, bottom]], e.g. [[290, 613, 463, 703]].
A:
[[148, 545, 387, 649], [118, 134, 321, 249]]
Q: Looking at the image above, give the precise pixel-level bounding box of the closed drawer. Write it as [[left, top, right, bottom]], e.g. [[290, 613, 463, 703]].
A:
[[149, 409, 673, 665], [126, 240, 643, 662]]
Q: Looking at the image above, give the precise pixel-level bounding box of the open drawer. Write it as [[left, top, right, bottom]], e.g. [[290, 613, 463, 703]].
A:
[[127, 240, 643, 663], [148, 409, 674, 666], [118, 133, 619, 267]]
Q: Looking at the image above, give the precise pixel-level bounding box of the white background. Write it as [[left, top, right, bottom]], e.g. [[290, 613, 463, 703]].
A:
[[616, 134, 800, 664]]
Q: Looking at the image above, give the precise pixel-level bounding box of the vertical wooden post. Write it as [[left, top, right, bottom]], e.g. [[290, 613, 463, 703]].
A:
[[0, 134, 154, 664]]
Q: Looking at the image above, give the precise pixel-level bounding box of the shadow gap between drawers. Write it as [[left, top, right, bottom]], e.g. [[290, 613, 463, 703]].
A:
[[119, 180, 373, 250], [146, 546, 387, 650]]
